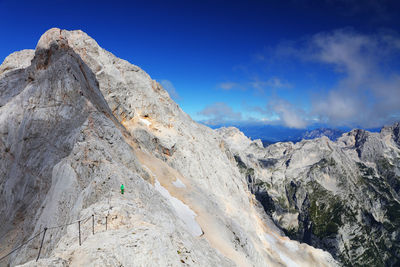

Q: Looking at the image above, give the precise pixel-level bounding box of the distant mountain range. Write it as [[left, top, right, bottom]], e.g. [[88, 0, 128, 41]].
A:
[[302, 128, 345, 141], [207, 124, 381, 145]]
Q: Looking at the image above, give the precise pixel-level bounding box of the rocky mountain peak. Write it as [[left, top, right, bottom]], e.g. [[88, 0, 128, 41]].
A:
[[382, 122, 400, 147], [302, 128, 344, 141], [36, 28, 72, 50]]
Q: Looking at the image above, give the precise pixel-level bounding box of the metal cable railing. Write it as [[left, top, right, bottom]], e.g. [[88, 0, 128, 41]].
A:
[[0, 212, 111, 264]]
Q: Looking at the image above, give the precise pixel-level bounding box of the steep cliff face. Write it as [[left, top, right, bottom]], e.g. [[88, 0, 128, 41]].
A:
[[0, 29, 338, 266], [218, 124, 400, 266]]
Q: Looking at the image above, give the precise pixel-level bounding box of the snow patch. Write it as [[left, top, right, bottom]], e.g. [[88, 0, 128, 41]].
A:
[[154, 179, 202, 237], [319, 173, 340, 193], [264, 233, 299, 267], [265, 233, 277, 245], [139, 118, 151, 127], [277, 252, 299, 267], [172, 178, 186, 188], [283, 240, 299, 252]]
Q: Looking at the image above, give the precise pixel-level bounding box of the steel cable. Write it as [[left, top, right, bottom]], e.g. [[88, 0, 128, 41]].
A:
[[0, 213, 98, 262], [0, 230, 43, 262]]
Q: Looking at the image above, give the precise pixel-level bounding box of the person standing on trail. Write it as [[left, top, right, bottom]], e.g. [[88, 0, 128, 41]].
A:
[[121, 184, 124, 194]]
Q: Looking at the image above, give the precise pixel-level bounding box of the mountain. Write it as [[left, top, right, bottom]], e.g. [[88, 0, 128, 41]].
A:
[[0, 29, 338, 266], [302, 128, 345, 142], [209, 124, 351, 145], [218, 124, 400, 266], [209, 124, 307, 143]]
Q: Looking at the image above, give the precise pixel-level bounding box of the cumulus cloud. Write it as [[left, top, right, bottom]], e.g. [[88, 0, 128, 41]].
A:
[[198, 102, 242, 125], [160, 80, 180, 101], [269, 99, 308, 128], [246, 99, 308, 128], [273, 28, 400, 127], [213, 29, 400, 128], [306, 29, 400, 127]]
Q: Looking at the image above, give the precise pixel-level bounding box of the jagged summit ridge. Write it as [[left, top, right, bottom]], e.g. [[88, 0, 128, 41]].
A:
[[0, 28, 338, 266], [34, 28, 185, 126]]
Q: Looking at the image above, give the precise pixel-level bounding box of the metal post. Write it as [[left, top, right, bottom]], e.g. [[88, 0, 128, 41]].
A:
[[36, 227, 47, 262], [105, 215, 108, 231], [92, 214, 94, 235], [78, 220, 81, 246]]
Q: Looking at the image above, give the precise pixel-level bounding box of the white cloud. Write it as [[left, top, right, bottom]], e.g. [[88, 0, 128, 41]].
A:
[[272, 28, 400, 128], [198, 102, 242, 125], [269, 99, 308, 128], [213, 29, 400, 128], [160, 80, 180, 101], [244, 99, 309, 129], [307, 29, 400, 127]]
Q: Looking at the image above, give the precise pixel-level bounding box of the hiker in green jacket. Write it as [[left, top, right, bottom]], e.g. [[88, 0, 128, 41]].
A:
[[121, 184, 124, 194]]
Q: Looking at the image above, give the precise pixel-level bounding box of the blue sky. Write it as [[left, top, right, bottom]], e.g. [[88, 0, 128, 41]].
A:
[[1, 0, 400, 128]]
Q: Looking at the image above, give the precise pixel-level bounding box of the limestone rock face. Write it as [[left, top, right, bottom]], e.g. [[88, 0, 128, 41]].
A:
[[218, 123, 400, 266], [0, 50, 34, 76], [0, 28, 338, 267]]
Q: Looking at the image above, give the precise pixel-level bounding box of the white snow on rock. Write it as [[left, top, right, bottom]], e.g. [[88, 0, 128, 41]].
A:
[[263, 233, 300, 267], [284, 240, 300, 252], [154, 179, 202, 237], [139, 117, 151, 127], [172, 178, 186, 188]]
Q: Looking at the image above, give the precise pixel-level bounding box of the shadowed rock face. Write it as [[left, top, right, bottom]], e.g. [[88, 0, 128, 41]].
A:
[[0, 29, 148, 265], [219, 124, 400, 266], [0, 29, 339, 267], [0, 39, 103, 244]]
